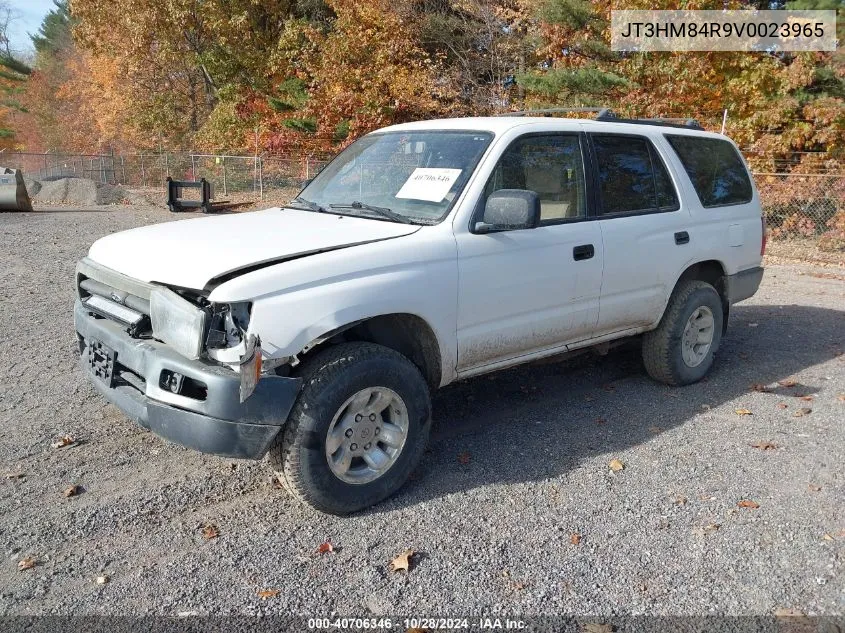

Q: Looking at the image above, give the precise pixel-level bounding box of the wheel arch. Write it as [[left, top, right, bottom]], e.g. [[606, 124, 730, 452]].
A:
[[667, 259, 730, 333], [296, 313, 443, 390]]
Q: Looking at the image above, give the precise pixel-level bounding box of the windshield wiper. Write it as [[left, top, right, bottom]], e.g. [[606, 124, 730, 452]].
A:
[[328, 201, 413, 224], [288, 196, 328, 213]]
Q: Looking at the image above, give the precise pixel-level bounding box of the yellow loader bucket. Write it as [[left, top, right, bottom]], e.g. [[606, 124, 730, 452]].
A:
[[0, 167, 33, 211]]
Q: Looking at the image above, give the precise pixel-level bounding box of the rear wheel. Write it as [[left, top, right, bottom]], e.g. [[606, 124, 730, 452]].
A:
[[269, 342, 431, 514], [642, 280, 724, 386]]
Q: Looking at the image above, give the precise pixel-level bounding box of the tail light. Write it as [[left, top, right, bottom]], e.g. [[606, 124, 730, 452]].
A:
[[760, 216, 767, 256]]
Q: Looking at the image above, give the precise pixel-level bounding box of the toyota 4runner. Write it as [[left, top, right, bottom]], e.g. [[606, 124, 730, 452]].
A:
[[75, 114, 765, 514]]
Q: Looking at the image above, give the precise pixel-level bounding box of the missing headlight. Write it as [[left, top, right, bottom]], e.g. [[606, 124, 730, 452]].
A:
[[206, 302, 251, 350]]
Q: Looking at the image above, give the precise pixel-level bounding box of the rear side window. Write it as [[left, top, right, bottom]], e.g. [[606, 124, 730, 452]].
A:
[[591, 134, 679, 215], [666, 135, 753, 207]]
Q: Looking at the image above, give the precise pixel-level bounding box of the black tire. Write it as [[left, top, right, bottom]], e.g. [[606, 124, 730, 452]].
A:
[[269, 342, 431, 514], [642, 280, 724, 386]]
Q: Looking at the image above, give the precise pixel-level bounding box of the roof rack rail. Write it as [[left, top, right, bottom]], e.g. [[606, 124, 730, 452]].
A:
[[595, 110, 705, 131], [497, 107, 705, 130], [496, 107, 606, 117]]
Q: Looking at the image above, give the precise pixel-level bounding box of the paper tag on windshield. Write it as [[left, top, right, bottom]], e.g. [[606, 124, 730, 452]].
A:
[[395, 168, 462, 202]]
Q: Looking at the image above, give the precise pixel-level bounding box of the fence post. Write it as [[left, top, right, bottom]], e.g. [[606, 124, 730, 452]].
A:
[[191, 154, 196, 180], [222, 156, 227, 196], [141, 154, 146, 188], [306, 155, 310, 180], [121, 156, 126, 184], [259, 157, 264, 201], [164, 153, 169, 185]]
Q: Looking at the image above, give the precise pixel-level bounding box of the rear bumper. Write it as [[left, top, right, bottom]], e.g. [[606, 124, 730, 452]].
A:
[[75, 299, 301, 459], [726, 266, 764, 305]]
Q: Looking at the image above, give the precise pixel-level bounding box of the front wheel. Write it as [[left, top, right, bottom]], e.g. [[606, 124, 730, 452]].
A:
[[642, 280, 724, 386], [269, 342, 431, 514]]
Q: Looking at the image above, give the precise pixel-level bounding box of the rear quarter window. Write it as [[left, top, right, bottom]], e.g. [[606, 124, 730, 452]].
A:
[[665, 135, 753, 208]]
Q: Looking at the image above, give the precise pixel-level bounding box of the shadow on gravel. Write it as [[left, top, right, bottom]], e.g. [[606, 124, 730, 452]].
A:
[[379, 303, 845, 512]]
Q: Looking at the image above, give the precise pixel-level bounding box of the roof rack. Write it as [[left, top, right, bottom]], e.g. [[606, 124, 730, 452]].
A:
[[595, 110, 705, 131], [496, 107, 606, 117], [497, 107, 705, 131]]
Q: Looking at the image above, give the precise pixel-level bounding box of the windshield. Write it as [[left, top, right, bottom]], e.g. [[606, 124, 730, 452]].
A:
[[297, 130, 494, 224]]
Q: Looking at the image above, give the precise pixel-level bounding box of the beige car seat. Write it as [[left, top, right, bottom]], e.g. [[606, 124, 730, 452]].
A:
[[525, 167, 580, 220]]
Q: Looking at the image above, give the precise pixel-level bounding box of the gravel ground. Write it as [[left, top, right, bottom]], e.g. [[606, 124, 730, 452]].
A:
[[0, 205, 843, 618]]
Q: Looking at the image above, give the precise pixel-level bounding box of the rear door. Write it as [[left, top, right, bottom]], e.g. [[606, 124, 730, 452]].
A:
[[587, 133, 691, 335]]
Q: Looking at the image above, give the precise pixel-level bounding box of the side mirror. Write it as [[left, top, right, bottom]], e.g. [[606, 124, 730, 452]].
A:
[[474, 189, 540, 233]]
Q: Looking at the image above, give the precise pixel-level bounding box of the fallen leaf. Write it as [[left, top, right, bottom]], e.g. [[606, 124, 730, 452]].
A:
[[673, 495, 688, 505], [808, 484, 822, 492], [63, 485, 80, 498], [738, 499, 760, 509], [17, 557, 36, 571], [388, 549, 415, 573], [734, 408, 753, 416], [201, 524, 219, 540], [96, 575, 109, 585], [257, 589, 280, 599], [837, 394, 845, 402], [570, 533, 581, 545], [750, 383, 769, 392], [317, 542, 334, 554], [703, 523, 721, 533], [4, 472, 24, 479], [778, 379, 797, 387], [457, 451, 471, 465], [750, 442, 777, 450], [609, 458, 625, 472], [798, 395, 814, 402], [793, 408, 812, 417], [822, 533, 835, 541], [51, 436, 75, 449], [777, 403, 789, 409], [584, 623, 613, 633]]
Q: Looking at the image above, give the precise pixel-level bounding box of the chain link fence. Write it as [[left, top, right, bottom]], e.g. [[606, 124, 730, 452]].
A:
[[756, 172, 845, 263], [2, 150, 843, 262], [1, 151, 332, 199]]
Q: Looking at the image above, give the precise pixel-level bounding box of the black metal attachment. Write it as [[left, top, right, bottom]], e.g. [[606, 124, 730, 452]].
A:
[[166, 177, 214, 214], [88, 340, 117, 388]]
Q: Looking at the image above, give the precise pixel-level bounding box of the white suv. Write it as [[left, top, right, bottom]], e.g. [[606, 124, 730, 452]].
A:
[[75, 114, 765, 513]]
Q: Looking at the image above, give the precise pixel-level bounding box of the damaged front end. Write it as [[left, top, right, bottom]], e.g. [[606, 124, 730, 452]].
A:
[[74, 258, 301, 459]]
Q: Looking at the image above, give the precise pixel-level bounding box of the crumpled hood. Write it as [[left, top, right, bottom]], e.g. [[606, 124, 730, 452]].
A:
[[87, 207, 420, 290]]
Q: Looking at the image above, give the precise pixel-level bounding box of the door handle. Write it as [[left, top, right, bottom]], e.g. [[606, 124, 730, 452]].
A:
[[674, 231, 690, 245], [573, 244, 595, 261]]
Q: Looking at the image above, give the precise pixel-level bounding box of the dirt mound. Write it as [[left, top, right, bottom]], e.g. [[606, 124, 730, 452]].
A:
[[32, 177, 131, 206]]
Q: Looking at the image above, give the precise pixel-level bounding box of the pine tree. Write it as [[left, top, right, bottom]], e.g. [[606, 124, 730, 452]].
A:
[[518, 0, 627, 107]]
